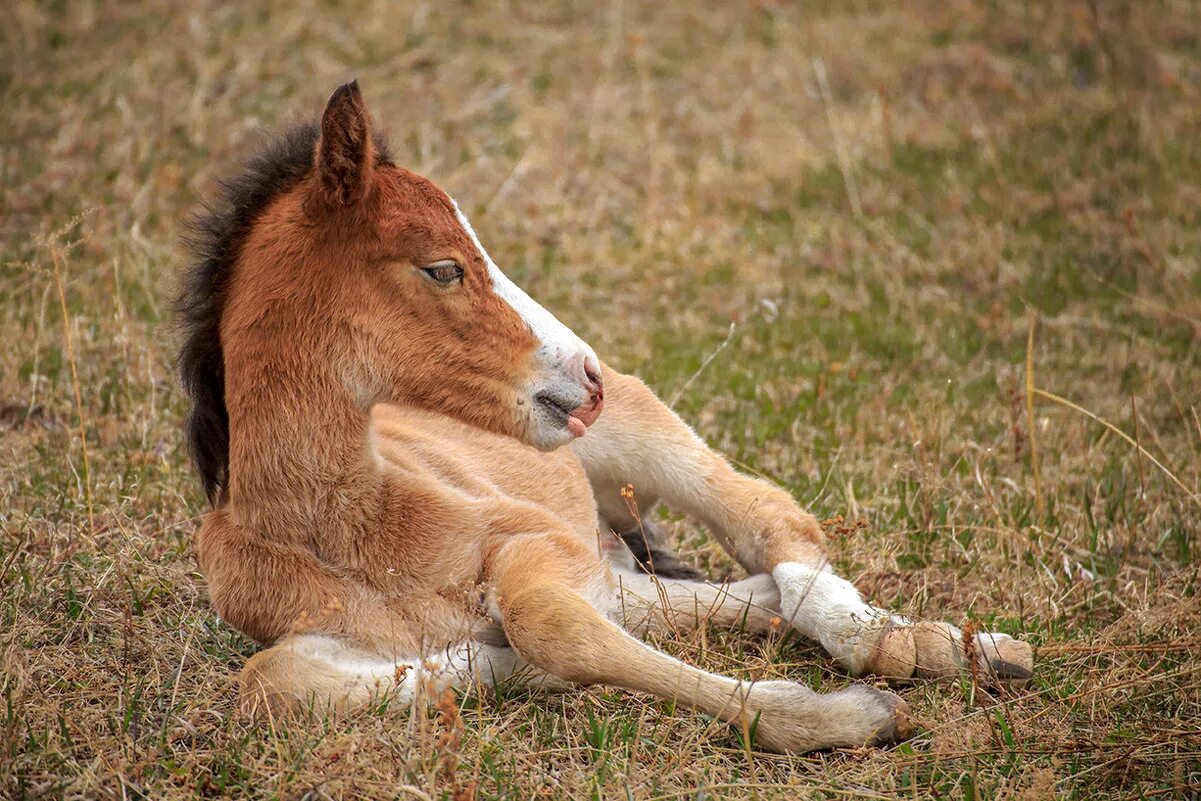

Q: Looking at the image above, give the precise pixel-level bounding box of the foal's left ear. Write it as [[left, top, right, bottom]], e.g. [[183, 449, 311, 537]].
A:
[[316, 80, 376, 206]]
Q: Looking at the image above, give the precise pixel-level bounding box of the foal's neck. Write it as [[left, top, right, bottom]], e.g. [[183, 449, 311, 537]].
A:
[[224, 357, 384, 542]]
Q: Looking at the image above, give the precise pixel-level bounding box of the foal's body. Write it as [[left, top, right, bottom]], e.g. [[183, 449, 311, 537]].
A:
[[198, 366, 886, 751], [183, 82, 1031, 754]]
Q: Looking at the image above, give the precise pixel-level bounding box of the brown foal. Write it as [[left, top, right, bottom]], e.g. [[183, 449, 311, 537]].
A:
[[178, 82, 1031, 754]]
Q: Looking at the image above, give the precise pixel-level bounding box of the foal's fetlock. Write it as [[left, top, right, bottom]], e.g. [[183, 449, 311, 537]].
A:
[[861, 618, 918, 680]]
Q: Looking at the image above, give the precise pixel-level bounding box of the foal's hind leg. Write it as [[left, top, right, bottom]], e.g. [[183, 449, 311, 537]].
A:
[[615, 569, 1031, 684], [489, 531, 910, 753], [613, 571, 783, 638], [197, 510, 550, 715], [238, 632, 540, 718], [574, 365, 1033, 684]]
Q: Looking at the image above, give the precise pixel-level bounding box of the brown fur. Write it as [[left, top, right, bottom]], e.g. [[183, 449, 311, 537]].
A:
[[180, 82, 1028, 754]]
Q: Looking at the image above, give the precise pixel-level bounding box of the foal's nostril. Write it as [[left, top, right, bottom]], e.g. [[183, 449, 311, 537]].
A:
[[583, 355, 603, 393]]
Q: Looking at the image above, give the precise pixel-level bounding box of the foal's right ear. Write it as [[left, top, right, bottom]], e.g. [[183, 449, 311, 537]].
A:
[[316, 80, 376, 206]]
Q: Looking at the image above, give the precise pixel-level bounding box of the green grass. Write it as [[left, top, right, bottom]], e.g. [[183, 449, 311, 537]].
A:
[[2, 1, 1200, 798]]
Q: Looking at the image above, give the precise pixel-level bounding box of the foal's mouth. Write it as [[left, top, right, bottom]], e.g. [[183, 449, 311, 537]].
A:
[[535, 389, 603, 438]]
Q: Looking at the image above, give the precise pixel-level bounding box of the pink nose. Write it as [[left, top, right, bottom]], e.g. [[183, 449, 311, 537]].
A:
[[572, 389, 603, 428], [565, 355, 604, 436]]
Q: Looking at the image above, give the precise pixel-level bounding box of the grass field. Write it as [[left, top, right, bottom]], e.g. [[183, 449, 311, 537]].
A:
[[3, 1, 1200, 798]]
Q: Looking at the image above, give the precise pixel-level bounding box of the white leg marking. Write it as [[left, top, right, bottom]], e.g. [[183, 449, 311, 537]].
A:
[[290, 634, 424, 702], [289, 634, 549, 701], [772, 562, 903, 674]]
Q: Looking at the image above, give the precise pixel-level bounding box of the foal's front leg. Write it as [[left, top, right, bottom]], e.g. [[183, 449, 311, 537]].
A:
[[573, 364, 1033, 683], [488, 530, 910, 753]]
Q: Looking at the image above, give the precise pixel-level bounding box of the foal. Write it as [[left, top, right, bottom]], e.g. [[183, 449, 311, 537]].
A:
[[179, 82, 1031, 753]]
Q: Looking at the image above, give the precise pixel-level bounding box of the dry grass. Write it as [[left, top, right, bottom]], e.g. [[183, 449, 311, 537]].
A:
[[3, 1, 1200, 798]]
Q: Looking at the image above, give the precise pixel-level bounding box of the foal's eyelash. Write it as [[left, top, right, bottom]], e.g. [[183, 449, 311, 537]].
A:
[[419, 261, 464, 285]]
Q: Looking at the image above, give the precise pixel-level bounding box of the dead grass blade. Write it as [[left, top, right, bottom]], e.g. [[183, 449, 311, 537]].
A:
[[1034, 388, 1201, 508]]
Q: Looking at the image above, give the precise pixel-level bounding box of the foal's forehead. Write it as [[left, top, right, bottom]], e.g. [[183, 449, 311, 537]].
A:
[[385, 168, 457, 221], [378, 167, 479, 251]]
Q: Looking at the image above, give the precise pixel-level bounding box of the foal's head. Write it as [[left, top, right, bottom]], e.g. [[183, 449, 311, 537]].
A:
[[180, 82, 602, 501]]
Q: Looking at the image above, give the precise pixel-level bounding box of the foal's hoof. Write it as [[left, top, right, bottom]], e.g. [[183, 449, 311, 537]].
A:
[[911, 622, 1034, 686], [866, 688, 914, 746], [975, 632, 1035, 683], [746, 682, 913, 753], [616, 522, 704, 580], [861, 621, 1034, 688]]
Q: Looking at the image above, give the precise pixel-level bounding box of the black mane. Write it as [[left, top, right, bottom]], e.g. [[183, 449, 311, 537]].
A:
[[176, 122, 321, 504], [176, 121, 393, 505]]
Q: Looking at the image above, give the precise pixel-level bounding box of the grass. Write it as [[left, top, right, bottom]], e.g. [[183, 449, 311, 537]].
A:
[[2, 0, 1200, 798]]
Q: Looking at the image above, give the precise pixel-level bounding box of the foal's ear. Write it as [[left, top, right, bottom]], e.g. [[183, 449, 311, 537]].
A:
[[316, 80, 376, 206]]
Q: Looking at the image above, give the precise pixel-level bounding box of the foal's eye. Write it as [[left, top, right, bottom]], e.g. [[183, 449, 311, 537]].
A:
[[419, 260, 464, 286]]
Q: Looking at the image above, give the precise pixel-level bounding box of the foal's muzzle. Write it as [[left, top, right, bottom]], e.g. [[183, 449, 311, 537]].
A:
[[527, 351, 603, 448], [534, 353, 603, 439]]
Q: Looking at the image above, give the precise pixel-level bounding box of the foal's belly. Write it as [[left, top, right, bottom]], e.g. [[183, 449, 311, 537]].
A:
[[370, 404, 599, 538]]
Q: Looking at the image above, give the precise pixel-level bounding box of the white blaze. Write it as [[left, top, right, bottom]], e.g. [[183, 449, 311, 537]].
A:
[[451, 200, 597, 377]]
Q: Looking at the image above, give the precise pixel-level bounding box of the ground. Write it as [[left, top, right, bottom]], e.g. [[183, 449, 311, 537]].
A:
[[2, 1, 1200, 798]]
